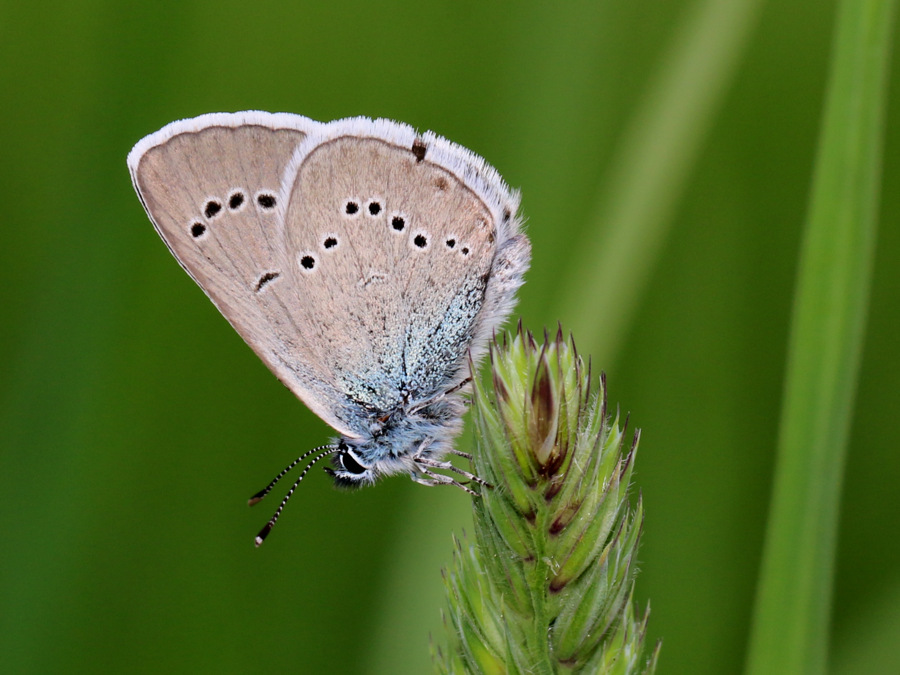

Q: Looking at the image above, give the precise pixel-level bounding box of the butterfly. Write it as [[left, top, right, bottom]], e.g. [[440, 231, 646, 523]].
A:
[[128, 112, 530, 543]]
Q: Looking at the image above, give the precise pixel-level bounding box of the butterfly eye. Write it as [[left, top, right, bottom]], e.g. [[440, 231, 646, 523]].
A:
[[340, 449, 368, 475]]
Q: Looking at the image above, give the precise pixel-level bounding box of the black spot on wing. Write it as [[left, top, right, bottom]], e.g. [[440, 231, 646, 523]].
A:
[[255, 271, 280, 292], [411, 138, 426, 162]]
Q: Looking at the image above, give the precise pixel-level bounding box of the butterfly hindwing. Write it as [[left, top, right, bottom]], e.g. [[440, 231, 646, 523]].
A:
[[278, 118, 528, 414]]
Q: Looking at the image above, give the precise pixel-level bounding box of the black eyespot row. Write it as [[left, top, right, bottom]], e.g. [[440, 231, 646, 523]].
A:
[[190, 222, 206, 238], [204, 201, 222, 218], [257, 193, 276, 209]]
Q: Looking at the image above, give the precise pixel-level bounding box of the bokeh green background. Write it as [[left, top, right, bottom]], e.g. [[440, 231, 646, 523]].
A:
[[2, 1, 898, 673]]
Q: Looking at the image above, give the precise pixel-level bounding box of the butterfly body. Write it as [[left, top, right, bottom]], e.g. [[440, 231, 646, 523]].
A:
[[128, 111, 529, 490], [329, 394, 466, 487]]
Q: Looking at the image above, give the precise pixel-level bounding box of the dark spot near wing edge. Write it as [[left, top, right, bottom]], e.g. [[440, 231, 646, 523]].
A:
[[411, 138, 426, 162]]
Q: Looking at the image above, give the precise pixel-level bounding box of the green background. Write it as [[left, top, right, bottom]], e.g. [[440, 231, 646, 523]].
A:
[[1, 1, 897, 673]]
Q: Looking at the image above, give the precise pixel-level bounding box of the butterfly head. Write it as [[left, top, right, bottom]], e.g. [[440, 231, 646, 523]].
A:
[[325, 442, 378, 488]]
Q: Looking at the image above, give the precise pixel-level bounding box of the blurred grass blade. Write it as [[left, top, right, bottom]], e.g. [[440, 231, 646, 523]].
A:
[[745, 1, 896, 674], [561, 0, 764, 361]]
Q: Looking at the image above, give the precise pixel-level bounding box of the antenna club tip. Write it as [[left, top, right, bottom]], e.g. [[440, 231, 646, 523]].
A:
[[248, 494, 264, 506], [254, 523, 273, 547]]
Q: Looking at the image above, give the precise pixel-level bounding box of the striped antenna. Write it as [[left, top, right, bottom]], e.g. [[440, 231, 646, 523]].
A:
[[247, 444, 339, 506], [253, 446, 340, 547]]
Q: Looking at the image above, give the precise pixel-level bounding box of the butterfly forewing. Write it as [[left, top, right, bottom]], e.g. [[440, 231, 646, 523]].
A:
[[128, 113, 363, 438]]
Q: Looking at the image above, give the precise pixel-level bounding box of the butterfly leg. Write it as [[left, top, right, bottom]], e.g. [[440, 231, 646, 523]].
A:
[[407, 376, 474, 415], [441, 376, 474, 397], [411, 468, 479, 496], [414, 455, 492, 489]]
